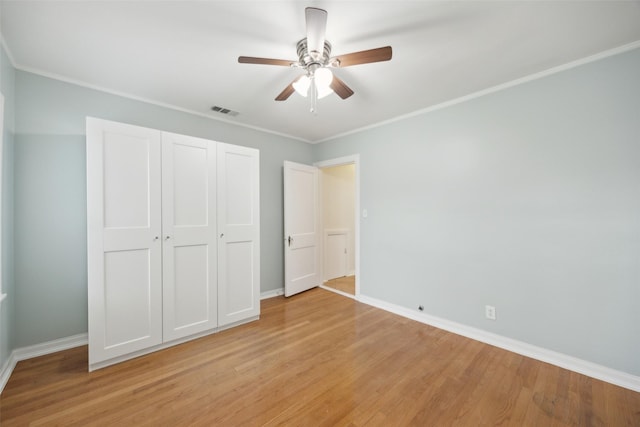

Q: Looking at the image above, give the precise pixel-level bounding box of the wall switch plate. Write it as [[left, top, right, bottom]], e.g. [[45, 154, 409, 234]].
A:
[[485, 305, 497, 320]]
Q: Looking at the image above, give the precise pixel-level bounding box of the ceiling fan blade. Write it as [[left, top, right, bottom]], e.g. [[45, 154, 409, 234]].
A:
[[334, 46, 392, 67], [275, 82, 296, 101], [238, 56, 295, 67], [306, 7, 327, 57], [330, 75, 354, 100]]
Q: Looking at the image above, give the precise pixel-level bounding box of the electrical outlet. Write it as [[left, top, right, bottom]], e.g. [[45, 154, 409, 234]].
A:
[[485, 305, 496, 320]]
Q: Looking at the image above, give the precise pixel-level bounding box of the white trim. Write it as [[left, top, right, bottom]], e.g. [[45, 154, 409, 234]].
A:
[[316, 40, 640, 144], [5, 64, 309, 145], [2, 33, 307, 143], [0, 36, 18, 67], [3, 32, 308, 144], [0, 352, 17, 394], [12, 333, 88, 361], [89, 318, 257, 371], [0, 333, 88, 394], [4, 295, 639, 393], [356, 294, 640, 393], [314, 154, 361, 297], [260, 288, 284, 300], [5, 34, 639, 146], [0, 92, 4, 299], [90, 329, 214, 371], [314, 155, 359, 169], [325, 228, 349, 236]]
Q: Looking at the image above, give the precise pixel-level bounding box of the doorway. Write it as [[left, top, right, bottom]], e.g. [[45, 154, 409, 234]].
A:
[[315, 155, 359, 298]]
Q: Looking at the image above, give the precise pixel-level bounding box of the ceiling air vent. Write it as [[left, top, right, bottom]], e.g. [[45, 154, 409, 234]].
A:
[[211, 106, 239, 117]]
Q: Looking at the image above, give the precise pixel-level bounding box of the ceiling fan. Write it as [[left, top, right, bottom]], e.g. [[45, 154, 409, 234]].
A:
[[238, 7, 392, 112]]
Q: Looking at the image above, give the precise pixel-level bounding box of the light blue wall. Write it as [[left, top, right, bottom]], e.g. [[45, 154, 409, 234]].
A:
[[0, 44, 15, 367], [13, 71, 312, 347], [6, 39, 639, 379], [313, 48, 640, 376]]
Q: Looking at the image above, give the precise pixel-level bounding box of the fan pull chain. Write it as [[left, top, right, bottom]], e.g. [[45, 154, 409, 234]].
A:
[[310, 75, 318, 114]]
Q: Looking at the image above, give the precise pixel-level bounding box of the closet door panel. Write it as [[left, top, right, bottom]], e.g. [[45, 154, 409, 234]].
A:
[[225, 241, 256, 314], [172, 245, 209, 328], [217, 143, 260, 326], [103, 134, 153, 227], [162, 133, 218, 341], [87, 118, 162, 369], [103, 249, 154, 347], [225, 152, 253, 225]]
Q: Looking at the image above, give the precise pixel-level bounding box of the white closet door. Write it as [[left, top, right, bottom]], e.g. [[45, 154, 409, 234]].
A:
[[161, 133, 218, 341], [87, 118, 162, 368], [217, 143, 260, 326]]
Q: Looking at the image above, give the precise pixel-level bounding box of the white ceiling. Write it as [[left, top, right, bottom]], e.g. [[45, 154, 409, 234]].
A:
[[2, 1, 640, 142]]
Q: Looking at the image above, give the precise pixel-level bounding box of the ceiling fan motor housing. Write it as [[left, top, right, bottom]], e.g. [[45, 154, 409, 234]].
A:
[[296, 38, 335, 69]]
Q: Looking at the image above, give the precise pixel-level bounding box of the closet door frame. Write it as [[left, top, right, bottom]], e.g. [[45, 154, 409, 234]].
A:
[[88, 118, 261, 370]]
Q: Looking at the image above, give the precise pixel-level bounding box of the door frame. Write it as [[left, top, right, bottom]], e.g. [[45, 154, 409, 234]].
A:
[[314, 154, 360, 298]]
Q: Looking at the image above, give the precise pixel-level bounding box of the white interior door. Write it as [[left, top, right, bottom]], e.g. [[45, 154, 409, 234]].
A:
[[325, 232, 347, 281], [284, 161, 321, 297], [217, 143, 260, 326], [87, 118, 163, 368], [161, 133, 217, 341]]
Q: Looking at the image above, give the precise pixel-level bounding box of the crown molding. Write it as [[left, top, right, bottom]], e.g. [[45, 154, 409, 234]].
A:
[[1, 37, 310, 144], [317, 40, 640, 144]]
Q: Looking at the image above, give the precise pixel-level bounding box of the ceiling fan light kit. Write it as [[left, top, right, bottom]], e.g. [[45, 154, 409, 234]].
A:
[[314, 68, 334, 95], [238, 7, 392, 113], [293, 70, 333, 99]]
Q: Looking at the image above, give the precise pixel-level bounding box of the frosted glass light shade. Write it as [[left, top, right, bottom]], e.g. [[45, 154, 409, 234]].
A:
[[315, 68, 333, 99], [293, 68, 334, 100], [293, 75, 311, 97], [317, 84, 333, 99], [315, 67, 333, 88]]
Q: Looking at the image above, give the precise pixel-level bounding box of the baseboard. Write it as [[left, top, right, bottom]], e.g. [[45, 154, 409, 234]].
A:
[[0, 352, 17, 394], [356, 294, 640, 393], [89, 327, 222, 372], [0, 333, 88, 394], [4, 298, 639, 393], [261, 287, 284, 300], [13, 333, 88, 362]]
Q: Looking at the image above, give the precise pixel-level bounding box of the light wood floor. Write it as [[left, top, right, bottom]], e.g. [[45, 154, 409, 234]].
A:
[[1, 288, 638, 426], [324, 275, 355, 295]]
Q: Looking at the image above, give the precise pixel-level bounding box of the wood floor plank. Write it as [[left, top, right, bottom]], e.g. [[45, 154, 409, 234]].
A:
[[324, 275, 356, 295], [1, 288, 639, 426]]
